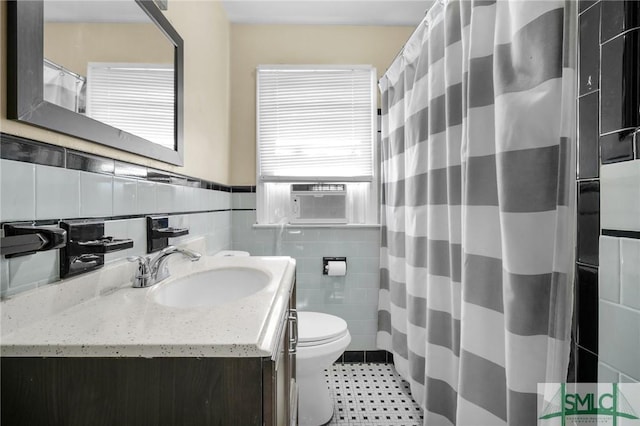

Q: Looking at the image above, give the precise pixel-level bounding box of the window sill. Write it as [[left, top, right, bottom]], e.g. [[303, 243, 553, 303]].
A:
[[252, 223, 381, 229]]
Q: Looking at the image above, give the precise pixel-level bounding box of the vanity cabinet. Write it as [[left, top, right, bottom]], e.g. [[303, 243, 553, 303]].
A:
[[1, 282, 298, 426]]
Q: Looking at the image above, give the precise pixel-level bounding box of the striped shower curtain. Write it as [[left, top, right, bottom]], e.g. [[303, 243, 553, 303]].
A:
[[377, 1, 576, 425]]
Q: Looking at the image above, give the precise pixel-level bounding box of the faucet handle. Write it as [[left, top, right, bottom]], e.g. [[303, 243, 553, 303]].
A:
[[127, 256, 151, 288], [127, 255, 149, 267]]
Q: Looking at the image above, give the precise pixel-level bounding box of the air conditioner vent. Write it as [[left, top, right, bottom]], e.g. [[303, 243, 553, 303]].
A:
[[290, 185, 347, 224]]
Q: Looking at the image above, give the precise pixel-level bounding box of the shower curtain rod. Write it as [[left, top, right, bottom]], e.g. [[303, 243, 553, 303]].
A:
[[44, 58, 86, 82], [383, 0, 445, 79]]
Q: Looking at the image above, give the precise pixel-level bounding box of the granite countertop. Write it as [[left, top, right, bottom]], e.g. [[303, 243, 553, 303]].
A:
[[0, 245, 296, 358]]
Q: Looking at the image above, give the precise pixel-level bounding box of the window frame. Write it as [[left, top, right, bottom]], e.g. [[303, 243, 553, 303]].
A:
[[255, 64, 379, 225]]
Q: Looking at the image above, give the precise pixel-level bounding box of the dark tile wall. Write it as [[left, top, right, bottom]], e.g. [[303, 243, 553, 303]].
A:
[[600, 132, 635, 163], [573, 0, 640, 382], [601, 0, 640, 43], [579, 4, 600, 96], [577, 181, 600, 265], [575, 265, 599, 355], [578, 93, 600, 177], [600, 29, 640, 134]]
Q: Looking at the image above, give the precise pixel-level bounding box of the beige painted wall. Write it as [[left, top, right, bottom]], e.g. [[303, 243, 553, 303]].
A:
[[1, 1, 231, 184], [229, 24, 413, 186], [44, 23, 173, 77]]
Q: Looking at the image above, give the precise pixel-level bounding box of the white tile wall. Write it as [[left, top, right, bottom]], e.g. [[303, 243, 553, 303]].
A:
[[598, 362, 620, 382], [231, 195, 381, 351], [620, 238, 640, 310], [220, 191, 231, 210], [232, 192, 257, 210], [599, 235, 640, 382], [181, 186, 199, 212], [600, 236, 640, 310], [0, 257, 11, 295], [35, 165, 80, 220], [599, 236, 620, 303], [7, 250, 59, 296], [194, 188, 209, 211], [601, 160, 640, 232], [113, 177, 138, 216], [79, 171, 113, 217], [136, 180, 157, 214], [1, 161, 233, 298], [0, 160, 35, 222], [599, 300, 640, 381], [156, 182, 180, 213]]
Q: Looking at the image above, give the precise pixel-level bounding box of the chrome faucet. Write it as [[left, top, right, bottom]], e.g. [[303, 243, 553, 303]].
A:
[[127, 246, 201, 288]]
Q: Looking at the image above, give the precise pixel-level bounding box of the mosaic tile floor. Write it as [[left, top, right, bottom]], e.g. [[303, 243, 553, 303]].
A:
[[325, 363, 424, 426]]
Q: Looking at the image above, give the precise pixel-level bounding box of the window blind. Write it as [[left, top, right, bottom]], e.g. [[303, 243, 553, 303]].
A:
[[86, 63, 175, 150], [257, 67, 375, 182]]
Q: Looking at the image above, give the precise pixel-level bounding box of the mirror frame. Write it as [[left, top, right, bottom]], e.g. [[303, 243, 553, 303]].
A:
[[7, 0, 184, 166]]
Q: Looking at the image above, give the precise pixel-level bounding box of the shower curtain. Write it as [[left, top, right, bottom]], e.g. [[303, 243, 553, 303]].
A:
[[43, 60, 86, 113], [377, 1, 576, 425]]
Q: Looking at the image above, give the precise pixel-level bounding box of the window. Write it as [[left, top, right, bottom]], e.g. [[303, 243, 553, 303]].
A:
[[86, 63, 174, 149], [256, 65, 378, 224]]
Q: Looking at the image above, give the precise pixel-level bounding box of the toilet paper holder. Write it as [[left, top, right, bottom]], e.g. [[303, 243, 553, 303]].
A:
[[323, 257, 347, 275]]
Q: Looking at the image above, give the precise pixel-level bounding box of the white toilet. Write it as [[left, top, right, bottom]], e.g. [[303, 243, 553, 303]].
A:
[[297, 311, 351, 426]]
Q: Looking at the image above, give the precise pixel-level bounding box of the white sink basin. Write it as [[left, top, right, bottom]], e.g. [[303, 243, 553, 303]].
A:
[[150, 267, 271, 308]]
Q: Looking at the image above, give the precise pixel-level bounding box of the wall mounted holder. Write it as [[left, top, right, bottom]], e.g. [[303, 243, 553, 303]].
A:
[[60, 220, 133, 279], [1, 223, 67, 258], [323, 257, 347, 276], [146, 216, 189, 253]]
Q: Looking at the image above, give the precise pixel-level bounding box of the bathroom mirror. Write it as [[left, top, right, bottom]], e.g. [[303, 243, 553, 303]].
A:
[[7, 0, 184, 166]]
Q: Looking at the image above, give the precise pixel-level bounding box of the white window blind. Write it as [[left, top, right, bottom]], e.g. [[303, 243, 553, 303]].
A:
[[86, 63, 174, 149], [257, 66, 375, 182]]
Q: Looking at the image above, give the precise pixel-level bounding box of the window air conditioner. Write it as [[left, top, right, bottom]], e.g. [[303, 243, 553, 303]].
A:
[[290, 184, 347, 224]]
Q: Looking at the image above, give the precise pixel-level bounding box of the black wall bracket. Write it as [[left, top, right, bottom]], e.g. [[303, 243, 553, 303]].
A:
[[60, 220, 133, 279], [146, 216, 189, 253], [1, 223, 67, 258]]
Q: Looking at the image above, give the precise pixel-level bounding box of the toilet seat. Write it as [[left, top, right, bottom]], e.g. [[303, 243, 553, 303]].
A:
[[297, 312, 348, 348]]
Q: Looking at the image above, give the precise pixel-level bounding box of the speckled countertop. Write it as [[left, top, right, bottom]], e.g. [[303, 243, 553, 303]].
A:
[[1, 247, 296, 358]]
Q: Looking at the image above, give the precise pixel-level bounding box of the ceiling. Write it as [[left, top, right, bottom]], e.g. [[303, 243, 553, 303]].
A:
[[220, 0, 433, 26], [44, 0, 433, 27]]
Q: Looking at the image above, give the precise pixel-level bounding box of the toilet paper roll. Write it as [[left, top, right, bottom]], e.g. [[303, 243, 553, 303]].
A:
[[327, 260, 347, 276]]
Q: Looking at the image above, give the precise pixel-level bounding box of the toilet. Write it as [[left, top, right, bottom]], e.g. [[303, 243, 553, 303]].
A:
[[215, 251, 350, 425], [297, 311, 351, 426]]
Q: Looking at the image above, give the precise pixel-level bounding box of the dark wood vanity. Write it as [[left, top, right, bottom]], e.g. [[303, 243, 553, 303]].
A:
[[1, 283, 297, 426]]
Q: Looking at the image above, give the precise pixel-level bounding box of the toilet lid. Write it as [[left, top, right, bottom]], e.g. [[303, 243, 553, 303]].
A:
[[298, 312, 348, 345]]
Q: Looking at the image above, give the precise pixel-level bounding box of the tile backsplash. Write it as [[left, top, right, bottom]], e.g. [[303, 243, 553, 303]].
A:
[[0, 137, 232, 298], [232, 192, 381, 351]]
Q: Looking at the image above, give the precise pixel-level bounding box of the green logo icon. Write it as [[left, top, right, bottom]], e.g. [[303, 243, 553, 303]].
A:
[[540, 383, 639, 426]]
